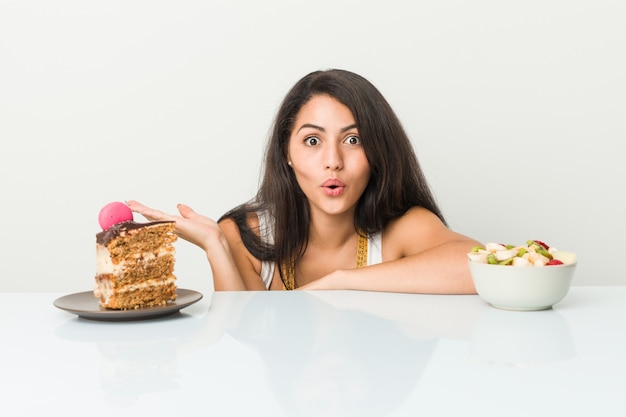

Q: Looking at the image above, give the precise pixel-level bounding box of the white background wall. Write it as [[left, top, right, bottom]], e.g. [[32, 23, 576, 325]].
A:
[[1, 0, 624, 293]]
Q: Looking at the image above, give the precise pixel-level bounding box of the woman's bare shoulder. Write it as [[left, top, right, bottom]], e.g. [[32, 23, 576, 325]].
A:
[[218, 211, 261, 236], [386, 206, 446, 233], [382, 206, 464, 258]]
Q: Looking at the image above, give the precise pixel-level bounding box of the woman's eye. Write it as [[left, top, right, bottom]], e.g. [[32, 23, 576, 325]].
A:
[[344, 135, 361, 145], [304, 136, 320, 146]]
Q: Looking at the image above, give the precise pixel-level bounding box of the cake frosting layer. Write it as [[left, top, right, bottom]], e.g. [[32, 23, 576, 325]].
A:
[[96, 220, 176, 246]]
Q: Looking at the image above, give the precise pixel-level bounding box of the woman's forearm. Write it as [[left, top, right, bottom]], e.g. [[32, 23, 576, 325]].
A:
[[307, 240, 477, 294], [204, 233, 248, 291]]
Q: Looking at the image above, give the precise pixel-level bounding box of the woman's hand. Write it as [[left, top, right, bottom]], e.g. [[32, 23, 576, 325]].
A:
[[126, 200, 248, 291], [126, 200, 223, 252]]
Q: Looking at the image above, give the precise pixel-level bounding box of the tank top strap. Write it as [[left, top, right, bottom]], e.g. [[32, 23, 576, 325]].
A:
[[283, 233, 369, 290]]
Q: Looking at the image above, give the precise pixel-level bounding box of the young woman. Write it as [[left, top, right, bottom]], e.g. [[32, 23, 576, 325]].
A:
[[128, 69, 480, 293]]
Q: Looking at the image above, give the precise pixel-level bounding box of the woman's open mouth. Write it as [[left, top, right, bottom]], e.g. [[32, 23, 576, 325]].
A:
[[322, 179, 346, 196]]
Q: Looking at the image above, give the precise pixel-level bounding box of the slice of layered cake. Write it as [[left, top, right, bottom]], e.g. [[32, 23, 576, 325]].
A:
[[94, 202, 178, 310]]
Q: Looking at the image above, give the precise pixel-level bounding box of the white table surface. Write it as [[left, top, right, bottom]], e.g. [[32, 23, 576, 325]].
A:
[[1, 287, 625, 417]]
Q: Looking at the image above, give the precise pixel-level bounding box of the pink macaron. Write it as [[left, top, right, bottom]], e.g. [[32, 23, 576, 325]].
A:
[[98, 201, 134, 230]]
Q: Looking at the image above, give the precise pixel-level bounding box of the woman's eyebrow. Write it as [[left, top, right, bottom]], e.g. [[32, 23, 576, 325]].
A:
[[296, 123, 325, 133], [296, 123, 358, 133], [341, 123, 358, 133]]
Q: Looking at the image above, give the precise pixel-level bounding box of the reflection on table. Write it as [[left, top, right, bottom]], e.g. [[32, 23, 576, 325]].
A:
[[1, 287, 625, 416]]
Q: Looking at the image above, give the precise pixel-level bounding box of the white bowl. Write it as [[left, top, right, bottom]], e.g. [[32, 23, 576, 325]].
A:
[[468, 260, 577, 311]]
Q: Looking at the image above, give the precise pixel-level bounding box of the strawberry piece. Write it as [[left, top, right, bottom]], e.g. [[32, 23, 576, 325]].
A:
[[534, 240, 550, 250], [547, 259, 563, 266]]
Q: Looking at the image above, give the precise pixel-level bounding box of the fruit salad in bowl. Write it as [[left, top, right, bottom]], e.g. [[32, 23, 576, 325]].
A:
[[468, 240, 577, 267], [467, 240, 577, 311]]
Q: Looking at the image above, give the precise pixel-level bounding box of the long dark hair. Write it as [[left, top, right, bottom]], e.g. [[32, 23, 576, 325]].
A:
[[220, 69, 445, 285]]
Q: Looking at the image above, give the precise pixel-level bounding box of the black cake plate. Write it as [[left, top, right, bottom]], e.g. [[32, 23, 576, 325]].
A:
[[53, 288, 203, 321]]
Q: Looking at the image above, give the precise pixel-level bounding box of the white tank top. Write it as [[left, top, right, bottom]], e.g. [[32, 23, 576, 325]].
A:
[[257, 211, 382, 289]]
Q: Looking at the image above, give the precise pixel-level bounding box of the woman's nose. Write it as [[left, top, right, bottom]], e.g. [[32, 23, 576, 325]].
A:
[[324, 144, 343, 170]]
